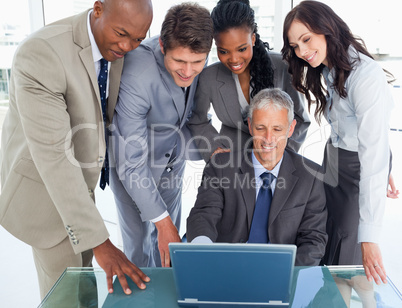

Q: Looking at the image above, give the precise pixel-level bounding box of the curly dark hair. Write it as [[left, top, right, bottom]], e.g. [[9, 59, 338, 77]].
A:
[[211, 0, 274, 98], [281, 1, 374, 122]]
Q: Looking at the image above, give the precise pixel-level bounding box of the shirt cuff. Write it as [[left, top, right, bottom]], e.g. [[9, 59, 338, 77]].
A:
[[150, 211, 169, 223], [358, 222, 382, 243], [191, 236, 213, 243]]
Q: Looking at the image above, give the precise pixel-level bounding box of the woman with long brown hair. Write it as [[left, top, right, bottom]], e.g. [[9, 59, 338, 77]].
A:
[[282, 0, 395, 284]]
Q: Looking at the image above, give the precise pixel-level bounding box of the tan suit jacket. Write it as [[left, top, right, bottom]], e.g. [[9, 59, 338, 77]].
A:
[[0, 10, 122, 254]]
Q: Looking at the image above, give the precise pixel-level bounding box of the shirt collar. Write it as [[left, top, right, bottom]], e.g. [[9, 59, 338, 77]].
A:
[[252, 150, 283, 179], [87, 10, 102, 63]]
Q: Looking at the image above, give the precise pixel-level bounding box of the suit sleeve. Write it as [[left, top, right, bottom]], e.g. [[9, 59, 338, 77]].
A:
[[187, 73, 229, 162], [13, 38, 109, 253], [186, 159, 225, 242], [295, 165, 328, 266]]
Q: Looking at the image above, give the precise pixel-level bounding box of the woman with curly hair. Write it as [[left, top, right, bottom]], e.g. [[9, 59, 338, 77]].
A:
[[282, 0, 395, 284], [187, 0, 310, 161]]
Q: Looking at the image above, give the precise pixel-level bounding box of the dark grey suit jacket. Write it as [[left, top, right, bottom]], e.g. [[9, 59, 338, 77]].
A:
[[187, 149, 328, 266], [187, 52, 310, 161]]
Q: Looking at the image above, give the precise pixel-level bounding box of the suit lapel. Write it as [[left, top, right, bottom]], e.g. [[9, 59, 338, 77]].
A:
[[239, 151, 257, 230], [217, 64, 249, 133], [78, 47, 99, 100], [73, 10, 102, 119], [268, 151, 298, 226]]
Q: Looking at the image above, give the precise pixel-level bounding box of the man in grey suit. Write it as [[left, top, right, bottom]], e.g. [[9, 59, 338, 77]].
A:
[[187, 88, 328, 266], [0, 0, 152, 299], [109, 3, 213, 268]]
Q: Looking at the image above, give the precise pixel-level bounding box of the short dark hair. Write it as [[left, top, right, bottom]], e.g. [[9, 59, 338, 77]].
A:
[[160, 2, 213, 54]]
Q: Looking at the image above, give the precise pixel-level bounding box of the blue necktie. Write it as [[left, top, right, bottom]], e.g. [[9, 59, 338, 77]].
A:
[[248, 172, 275, 243], [98, 58, 109, 190]]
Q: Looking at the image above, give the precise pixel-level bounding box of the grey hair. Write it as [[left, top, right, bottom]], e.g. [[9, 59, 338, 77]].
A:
[[248, 88, 294, 124]]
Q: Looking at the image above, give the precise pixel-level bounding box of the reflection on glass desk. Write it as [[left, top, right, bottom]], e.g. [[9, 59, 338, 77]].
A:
[[39, 266, 401, 308]]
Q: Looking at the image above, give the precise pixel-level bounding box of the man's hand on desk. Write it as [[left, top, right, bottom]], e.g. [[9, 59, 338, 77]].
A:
[[93, 239, 150, 294], [155, 216, 181, 267]]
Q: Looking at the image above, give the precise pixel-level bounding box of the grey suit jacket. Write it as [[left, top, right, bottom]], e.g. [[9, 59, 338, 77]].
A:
[[187, 150, 328, 266], [188, 53, 310, 161], [0, 10, 122, 254], [110, 36, 201, 221]]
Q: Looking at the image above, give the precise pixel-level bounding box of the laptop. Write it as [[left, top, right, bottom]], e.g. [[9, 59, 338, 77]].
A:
[[169, 243, 296, 307]]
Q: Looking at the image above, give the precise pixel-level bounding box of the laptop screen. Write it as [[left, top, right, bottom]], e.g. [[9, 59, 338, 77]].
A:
[[169, 243, 296, 306]]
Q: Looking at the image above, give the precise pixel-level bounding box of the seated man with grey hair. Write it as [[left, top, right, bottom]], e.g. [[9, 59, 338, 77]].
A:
[[187, 88, 328, 266]]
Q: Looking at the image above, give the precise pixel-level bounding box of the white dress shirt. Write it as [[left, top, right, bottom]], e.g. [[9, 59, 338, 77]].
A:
[[251, 151, 282, 197], [232, 73, 251, 122]]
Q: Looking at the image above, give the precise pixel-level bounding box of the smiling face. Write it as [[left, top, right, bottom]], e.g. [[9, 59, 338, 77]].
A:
[[248, 105, 296, 170], [91, 0, 153, 62], [214, 27, 256, 76], [287, 20, 328, 68], [160, 41, 208, 88]]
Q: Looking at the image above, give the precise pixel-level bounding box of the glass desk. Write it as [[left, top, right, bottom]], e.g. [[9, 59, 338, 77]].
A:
[[39, 266, 401, 308]]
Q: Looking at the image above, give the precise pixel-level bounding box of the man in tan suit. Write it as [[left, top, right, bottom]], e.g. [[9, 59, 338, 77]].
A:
[[0, 0, 152, 299]]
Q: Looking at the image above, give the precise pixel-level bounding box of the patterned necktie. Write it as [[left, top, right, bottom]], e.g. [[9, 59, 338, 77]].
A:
[[248, 172, 275, 243], [98, 58, 109, 190]]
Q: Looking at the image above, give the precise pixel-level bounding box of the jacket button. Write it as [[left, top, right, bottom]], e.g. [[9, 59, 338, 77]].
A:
[[165, 153, 170, 158]]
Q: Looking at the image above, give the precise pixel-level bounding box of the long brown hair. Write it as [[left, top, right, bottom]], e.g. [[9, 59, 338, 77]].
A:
[[281, 1, 374, 122]]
